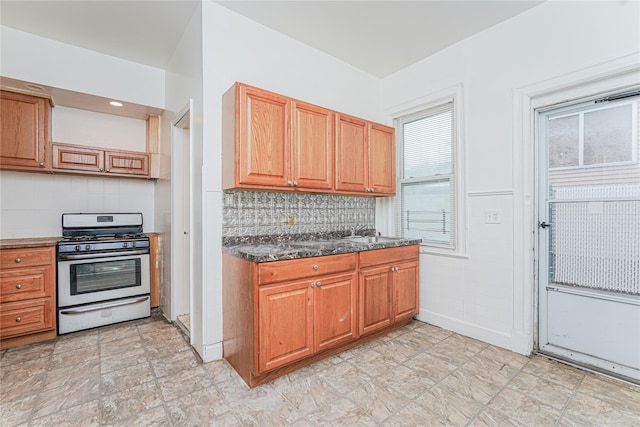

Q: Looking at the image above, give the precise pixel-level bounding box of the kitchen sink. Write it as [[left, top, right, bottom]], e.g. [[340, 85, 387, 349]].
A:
[[342, 236, 404, 243]]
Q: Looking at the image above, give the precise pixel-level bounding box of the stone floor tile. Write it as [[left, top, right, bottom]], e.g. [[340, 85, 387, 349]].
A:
[[379, 402, 452, 427], [406, 351, 458, 383], [316, 359, 372, 394], [522, 356, 585, 389], [467, 407, 528, 427], [438, 366, 505, 405], [149, 347, 200, 378], [373, 363, 435, 399], [0, 368, 46, 404], [216, 374, 277, 408], [506, 370, 574, 410], [488, 387, 562, 427], [29, 399, 100, 427], [100, 346, 147, 373], [48, 351, 99, 373], [426, 334, 488, 366], [101, 381, 163, 425], [99, 333, 144, 357], [101, 360, 156, 396], [52, 331, 99, 354], [103, 404, 170, 427], [165, 387, 231, 427], [42, 364, 100, 392], [0, 341, 55, 365], [414, 384, 483, 425], [577, 372, 640, 405], [203, 359, 237, 384], [305, 397, 377, 426], [32, 373, 100, 418], [157, 365, 212, 401], [373, 339, 423, 364], [233, 392, 304, 426], [280, 374, 341, 415], [0, 394, 37, 427], [99, 323, 140, 343], [563, 390, 640, 426], [207, 411, 245, 427], [144, 335, 192, 358], [346, 380, 410, 422]]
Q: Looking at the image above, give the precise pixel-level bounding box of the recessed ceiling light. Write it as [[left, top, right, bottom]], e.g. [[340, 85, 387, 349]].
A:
[[25, 83, 45, 92], [110, 101, 123, 107]]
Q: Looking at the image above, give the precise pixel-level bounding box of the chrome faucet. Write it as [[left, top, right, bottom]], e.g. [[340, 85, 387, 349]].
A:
[[349, 224, 367, 237]]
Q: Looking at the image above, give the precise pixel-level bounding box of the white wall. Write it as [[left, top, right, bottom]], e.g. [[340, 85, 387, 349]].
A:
[[198, 1, 382, 361], [381, 0, 640, 354], [0, 171, 155, 238], [0, 25, 163, 240]]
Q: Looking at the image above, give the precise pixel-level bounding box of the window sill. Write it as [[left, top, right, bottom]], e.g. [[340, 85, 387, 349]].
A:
[[419, 246, 469, 259]]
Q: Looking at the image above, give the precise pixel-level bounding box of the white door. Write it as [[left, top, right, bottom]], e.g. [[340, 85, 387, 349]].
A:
[[537, 90, 640, 384]]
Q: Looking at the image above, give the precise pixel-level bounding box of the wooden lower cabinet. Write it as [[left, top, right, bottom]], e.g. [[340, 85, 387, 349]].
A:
[[0, 244, 57, 349], [223, 244, 419, 387]]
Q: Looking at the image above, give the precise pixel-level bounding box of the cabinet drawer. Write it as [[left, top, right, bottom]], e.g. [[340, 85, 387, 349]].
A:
[[0, 298, 54, 339], [0, 267, 51, 303], [0, 247, 55, 269], [258, 253, 356, 285], [359, 245, 419, 268]]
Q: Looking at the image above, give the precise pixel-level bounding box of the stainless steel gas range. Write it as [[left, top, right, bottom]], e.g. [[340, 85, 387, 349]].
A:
[[57, 213, 150, 334]]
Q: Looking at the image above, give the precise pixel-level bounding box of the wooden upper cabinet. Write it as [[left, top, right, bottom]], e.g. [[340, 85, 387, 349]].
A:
[[335, 114, 368, 193], [52, 142, 149, 177], [336, 115, 396, 195], [238, 84, 291, 187], [369, 123, 396, 195], [292, 101, 333, 190], [0, 90, 51, 171]]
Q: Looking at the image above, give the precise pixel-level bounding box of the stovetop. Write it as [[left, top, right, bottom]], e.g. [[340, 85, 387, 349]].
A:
[[60, 233, 145, 242]]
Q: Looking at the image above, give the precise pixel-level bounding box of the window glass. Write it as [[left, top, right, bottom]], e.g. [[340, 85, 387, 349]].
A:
[[403, 110, 452, 178], [584, 104, 633, 165], [549, 115, 579, 168], [401, 179, 451, 245]]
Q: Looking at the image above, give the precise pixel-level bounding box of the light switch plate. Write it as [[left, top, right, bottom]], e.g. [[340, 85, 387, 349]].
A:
[[485, 209, 502, 224]]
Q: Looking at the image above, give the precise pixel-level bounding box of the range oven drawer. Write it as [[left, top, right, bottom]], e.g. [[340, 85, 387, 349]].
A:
[[58, 295, 150, 334]]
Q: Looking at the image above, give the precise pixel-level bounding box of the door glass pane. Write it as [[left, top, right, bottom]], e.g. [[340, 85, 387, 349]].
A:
[[72, 259, 141, 294], [584, 104, 633, 165], [549, 115, 579, 168], [401, 179, 452, 245]]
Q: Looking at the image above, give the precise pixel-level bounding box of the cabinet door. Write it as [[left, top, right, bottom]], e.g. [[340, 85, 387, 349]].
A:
[[258, 279, 314, 373], [105, 150, 149, 176], [393, 261, 419, 322], [52, 143, 104, 173], [358, 265, 393, 335], [238, 85, 291, 187], [315, 272, 357, 352], [0, 91, 49, 171], [369, 123, 396, 195], [292, 101, 333, 190], [335, 114, 368, 193]]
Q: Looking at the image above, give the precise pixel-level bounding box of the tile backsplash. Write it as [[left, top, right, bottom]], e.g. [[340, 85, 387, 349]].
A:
[[222, 191, 375, 238]]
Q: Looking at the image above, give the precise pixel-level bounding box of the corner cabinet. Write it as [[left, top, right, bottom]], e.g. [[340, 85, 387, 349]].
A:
[[222, 82, 393, 196], [223, 244, 419, 387], [0, 241, 57, 349], [52, 142, 149, 177], [0, 90, 52, 172]]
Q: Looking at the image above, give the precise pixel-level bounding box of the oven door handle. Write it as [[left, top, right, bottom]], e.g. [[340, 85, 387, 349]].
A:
[[58, 249, 149, 260], [60, 296, 149, 314]]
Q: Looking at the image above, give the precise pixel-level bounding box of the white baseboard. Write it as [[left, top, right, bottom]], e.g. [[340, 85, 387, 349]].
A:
[[415, 309, 528, 355], [201, 341, 223, 362]]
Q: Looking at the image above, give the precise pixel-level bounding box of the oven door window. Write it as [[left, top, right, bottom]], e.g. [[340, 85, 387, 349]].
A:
[[70, 258, 141, 295]]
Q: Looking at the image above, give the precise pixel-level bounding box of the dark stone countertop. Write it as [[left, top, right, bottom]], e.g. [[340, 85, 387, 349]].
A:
[[222, 236, 422, 263]]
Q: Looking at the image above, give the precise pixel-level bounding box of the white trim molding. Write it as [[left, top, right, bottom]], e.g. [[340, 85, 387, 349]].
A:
[[512, 52, 640, 356]]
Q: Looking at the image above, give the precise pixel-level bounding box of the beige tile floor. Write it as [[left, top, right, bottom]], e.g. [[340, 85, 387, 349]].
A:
[[1, 314, 639, 427]]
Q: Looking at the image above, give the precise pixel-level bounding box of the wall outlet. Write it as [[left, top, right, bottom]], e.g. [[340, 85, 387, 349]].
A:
[[485, 209, 502, 224]]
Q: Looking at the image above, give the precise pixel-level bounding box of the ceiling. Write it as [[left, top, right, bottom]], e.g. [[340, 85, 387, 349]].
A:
[[1, 0, 543, 78]]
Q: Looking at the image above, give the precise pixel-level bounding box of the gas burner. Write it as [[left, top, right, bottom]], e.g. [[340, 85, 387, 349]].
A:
[[114, 233, 144, 239]]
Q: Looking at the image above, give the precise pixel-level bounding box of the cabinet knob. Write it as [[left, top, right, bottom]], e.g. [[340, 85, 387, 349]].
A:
[[287, 181, 293, 186], [106, 169, 110, 173], [316, 281, 321, 287], [16, 317, 22, 322], [310, 282, 315, 288], [15, 258, 21, 263], [39, 162, 44, 167], [293, 181, 298, 187], [99, 168, 104, 172], [313, 265, 318, 271], [16, 283, 22, 289]]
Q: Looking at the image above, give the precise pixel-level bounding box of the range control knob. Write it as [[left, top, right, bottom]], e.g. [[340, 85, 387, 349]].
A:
[[75, 245, 81, 252], [122, 242, 129, 248], [85, 245, 91, 251], [131, 242, 136, 248]]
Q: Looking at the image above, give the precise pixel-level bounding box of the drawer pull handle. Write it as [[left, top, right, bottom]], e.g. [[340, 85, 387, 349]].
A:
[[313, 265, 318, 271], [16, 317, 22, 322], [15, 258, 21, 263], [16, 284, 22, 289]]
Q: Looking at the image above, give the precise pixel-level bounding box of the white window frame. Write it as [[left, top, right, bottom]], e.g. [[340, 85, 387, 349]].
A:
[[386, 84, 467, 257]]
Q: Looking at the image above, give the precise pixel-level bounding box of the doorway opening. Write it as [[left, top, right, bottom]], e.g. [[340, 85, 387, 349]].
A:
[[172, 103, 192, 341], [536, 89, 639, 384]]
